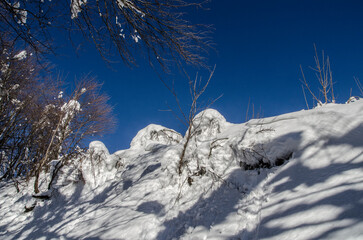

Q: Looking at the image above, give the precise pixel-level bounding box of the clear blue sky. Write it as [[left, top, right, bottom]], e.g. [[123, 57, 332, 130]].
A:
[[52, 0, 363, 153]]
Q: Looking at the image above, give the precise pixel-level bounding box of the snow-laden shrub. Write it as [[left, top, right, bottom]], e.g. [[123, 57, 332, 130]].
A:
[[41, 141, 122, 192], [228, 122, 295, 170], [228, 125, 273, 169], [81, 141, 119, 188], [346, 96, 360, 104], [176, 109, 293, 180], [188, 109, 229, 142], [130, 124, 182, 150]]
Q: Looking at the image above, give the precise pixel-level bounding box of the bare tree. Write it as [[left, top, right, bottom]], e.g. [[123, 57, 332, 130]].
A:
[[300, 44, 335, 107], [33, 77, 115, 193], [165, 66, 217, 175], [47, 78, 115, 191], [0, 0, 211, 69], [0, 41, 47, 181], [0, 41, 114, 193]]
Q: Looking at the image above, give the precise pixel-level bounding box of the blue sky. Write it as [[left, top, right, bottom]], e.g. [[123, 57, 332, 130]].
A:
[[52, 0, 363, 153]]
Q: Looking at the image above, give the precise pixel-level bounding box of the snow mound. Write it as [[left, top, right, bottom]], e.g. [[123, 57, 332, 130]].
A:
[[130, 124, 182, 150], [190, 108, 230, 142], [81, 141, 119, 189], [89, 140, 110, 156]]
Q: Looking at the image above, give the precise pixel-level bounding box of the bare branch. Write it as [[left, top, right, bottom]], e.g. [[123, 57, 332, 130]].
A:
[[0, 0, 212, 69], [354, 77, 363, 96], [299, 45, 335, 107]]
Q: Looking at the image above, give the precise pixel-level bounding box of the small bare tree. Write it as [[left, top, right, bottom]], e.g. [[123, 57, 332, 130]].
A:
[[165, 66, 217, 175], [47, 78, 115, 190], [33, 77, 115, 193], [300, 44, 335, 107]]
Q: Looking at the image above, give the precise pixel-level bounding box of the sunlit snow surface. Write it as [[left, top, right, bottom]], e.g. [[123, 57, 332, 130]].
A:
[[1, 101, 363, 239]]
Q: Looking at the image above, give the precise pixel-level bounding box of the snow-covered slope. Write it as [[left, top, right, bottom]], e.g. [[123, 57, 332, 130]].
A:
[[1, 101, 363, 240]]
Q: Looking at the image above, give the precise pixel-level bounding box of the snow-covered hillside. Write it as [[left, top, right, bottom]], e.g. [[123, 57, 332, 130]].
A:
[[1, 100, 363, 240]]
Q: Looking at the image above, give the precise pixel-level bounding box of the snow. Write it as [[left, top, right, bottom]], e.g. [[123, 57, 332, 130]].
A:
[[13, 50, 27, 60], [117, 0, 125, 9], [70, 0, 87, 19], [189, 108, 231, 142], [80, 141, 119, 189], [132, 34, 141, 43], [131, 29, 141, 43], [117, 0, 145, 17], [13, 2, 27, 25], [1, 100, 363, 239], [60, 99, 81, 126], [130, 124, 182, 149], [1, 62, 9, 73]]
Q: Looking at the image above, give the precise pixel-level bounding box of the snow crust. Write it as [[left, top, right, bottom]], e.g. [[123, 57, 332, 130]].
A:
[[1, 100, 363, 239]]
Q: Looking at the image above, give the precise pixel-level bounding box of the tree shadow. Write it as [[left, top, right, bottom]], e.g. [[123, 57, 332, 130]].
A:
[[154, 129, 306, 239], [230, 122, 363, 239], [3, 146, 169, 240], [6, 180, 127, 240], [156, 169, 264, 239], [256, 188, 363, 240], [325, 123, 363, 148], [7, 182, 85, 240], [137, 201, 164, 214], [3, 119, 362, 239]]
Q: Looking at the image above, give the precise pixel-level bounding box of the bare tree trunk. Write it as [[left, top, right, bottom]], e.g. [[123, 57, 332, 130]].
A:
[[178, 125, 193, 175]]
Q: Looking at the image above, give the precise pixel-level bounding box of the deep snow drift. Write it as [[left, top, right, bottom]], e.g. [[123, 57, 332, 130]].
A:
[[1, 100, 363, 240]]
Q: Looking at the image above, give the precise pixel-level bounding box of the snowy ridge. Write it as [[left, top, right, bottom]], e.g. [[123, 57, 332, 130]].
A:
[[1, 101, 363, 239]]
